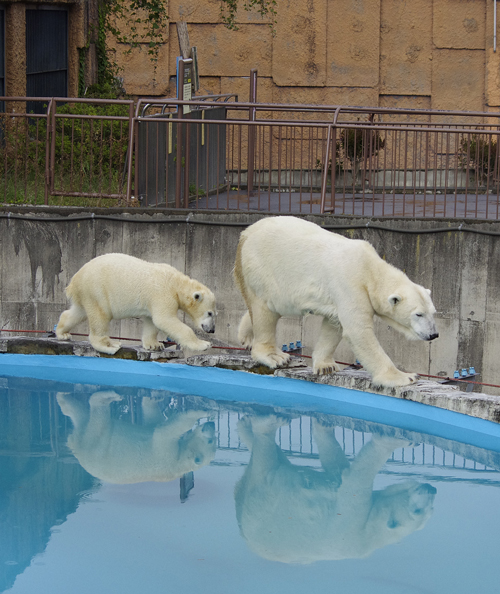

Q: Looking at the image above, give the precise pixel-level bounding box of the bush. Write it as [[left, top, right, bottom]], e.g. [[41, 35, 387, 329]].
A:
[[458, 134, 499, 185], [0, 101, 131, 200]]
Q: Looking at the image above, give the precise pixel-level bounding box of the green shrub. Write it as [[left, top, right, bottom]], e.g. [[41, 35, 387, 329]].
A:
[[458, 134, 499, 185]]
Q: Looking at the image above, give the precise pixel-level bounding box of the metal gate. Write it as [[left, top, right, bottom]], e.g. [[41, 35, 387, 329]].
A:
[[136, 105, 227, 207]]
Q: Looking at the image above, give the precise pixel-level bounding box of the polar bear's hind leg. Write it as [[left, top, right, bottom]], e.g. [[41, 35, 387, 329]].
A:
[[141, 316, 164, 351], [237, 311, 254, 348], [312, 317, 343, 375], [56, 304, 87, 340], [249, 300, 290, 368], [87, 305, 122, 355]]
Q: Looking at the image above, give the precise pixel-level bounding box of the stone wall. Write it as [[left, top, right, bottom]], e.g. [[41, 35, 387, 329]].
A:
[[1, 207, 500, 395], [115, 0, 500, 113]]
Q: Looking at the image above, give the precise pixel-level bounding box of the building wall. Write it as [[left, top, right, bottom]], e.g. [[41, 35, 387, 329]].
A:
[[113, 0, 500, 112], [1, 208, 499, 396]]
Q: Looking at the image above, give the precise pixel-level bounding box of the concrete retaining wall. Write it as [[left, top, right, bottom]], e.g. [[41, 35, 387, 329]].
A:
[[1, 206, 500, 395]]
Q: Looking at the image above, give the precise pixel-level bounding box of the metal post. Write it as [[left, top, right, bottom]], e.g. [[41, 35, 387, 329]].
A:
[[495, 0, 497, 52], [44, 99, 54, 205], [125, 101, 135, 204], [175, 59, 185, 208], [320, 124, 332, 214], [247, 69, 257, 197]]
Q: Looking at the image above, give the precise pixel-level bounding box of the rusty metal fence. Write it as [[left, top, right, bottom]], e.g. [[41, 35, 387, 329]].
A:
[[2, 94, 500, 219]]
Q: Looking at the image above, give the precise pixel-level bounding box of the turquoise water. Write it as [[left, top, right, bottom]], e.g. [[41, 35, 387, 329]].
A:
[[1, 356, 500, 594]]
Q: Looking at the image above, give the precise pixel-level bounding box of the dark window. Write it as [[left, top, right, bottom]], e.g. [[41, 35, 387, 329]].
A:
[[26, 9, 68, 114], [0, 9, 4, 113]]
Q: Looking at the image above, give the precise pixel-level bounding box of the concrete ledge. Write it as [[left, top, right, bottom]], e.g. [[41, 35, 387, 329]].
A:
[[0, 336, 183, 362], [1, 337, 500, 424], [186, 354, 500, 424]]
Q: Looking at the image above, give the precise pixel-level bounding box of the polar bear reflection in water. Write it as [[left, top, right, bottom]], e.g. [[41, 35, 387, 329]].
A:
[[235, 415, 436, 564], [57, 391, 216, 484]]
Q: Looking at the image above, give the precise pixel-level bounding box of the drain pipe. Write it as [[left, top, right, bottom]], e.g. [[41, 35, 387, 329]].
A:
[[495, 0, 497, 52]]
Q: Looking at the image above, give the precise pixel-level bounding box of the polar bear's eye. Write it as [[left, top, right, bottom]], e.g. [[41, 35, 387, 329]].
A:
[[194, 292, 202, 301], [415, 313, 423, 318], [207, 311, 213, 317]]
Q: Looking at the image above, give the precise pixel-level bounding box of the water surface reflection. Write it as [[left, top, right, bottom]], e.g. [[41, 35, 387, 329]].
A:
[[1, 376, 499, 594]]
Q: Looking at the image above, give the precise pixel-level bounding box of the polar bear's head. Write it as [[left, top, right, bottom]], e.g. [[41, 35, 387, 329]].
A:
[[381, 283, 438, 342], [178, 421, 217, 468], [367, 480, 437, 546], [185, 288, 216, 334]]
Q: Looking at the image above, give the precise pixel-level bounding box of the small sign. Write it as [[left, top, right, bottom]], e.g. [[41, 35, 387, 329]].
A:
[[176, 57, 193, 114]]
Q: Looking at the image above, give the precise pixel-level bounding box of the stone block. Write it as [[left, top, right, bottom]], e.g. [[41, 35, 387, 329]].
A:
[[273, 0, 327, 87], [111, 42, 171, 96], [459, 232, 489, 323], [481, 321, 500, 396], [379, 95, 432, 121], [380, 0, 432, 95], [198, 77, 222, 97], [428, 318, 460, 379], [170, 0, 221, 23], [432, 50, 485, 111], [486, 48, 500, 108], [171, 23, 272, 78], [271, 86, 378, 108], [433, 0, 485, 49], [120, 218, 187, 271], [221, 75, 273, 103], [171, 0, 273, 25], [327, 0, 380, 88]]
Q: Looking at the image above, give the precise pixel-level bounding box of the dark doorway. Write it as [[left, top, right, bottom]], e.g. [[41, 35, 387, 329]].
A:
[[26, 9, 68, 114]]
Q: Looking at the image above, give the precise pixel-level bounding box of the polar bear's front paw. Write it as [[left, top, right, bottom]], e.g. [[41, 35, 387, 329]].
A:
[[56, 331, 72, 341], [372, 369, 419, 388], [184, 339, 211, 352], [252, 346, 291, 369], [313, 358, 340, 375], [142, 339, 164, 351]]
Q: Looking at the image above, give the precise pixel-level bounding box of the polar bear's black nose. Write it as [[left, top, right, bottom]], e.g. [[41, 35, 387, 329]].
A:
[[429, 332, 439, 341]]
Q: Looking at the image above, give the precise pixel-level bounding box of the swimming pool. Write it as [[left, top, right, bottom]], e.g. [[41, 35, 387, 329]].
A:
[[1, 355, 499, 594]]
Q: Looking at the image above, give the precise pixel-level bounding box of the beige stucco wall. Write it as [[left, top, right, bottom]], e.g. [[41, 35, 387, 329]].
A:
[[111, 0, 500, 113]]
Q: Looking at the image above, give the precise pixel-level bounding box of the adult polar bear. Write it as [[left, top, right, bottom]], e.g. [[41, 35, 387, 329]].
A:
[[234, 216, 438, 388], [235, 415, 436, 563], [56, 253, 216, 355]]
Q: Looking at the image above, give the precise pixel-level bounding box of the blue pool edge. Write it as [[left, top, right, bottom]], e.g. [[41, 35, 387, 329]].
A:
[[1, 353, 500, 453]]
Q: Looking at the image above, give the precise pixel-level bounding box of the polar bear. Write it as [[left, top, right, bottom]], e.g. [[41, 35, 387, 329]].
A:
[[234, 216, 438, 387], [56, 391, 217, 484], [56, 253, 216, 354], [235, 415, 436, 563]]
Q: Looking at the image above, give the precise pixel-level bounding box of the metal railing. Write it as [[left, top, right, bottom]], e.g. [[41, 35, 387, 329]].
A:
[[2, 95, 500, 218]]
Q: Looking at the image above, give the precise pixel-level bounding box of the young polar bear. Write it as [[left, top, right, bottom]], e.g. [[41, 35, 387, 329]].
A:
[[56, 253, 216, 354], [57, 391, 217, 484], [234, 216, 438, 388]]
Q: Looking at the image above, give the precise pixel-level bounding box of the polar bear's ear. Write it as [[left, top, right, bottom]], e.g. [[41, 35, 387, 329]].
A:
[[193, 291, 203, 302], [388, 294, 402, 306], [426, 288, 431, 295]]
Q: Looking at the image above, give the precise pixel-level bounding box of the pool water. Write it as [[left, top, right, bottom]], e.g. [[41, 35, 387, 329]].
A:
[[1, 356, 500, 594]]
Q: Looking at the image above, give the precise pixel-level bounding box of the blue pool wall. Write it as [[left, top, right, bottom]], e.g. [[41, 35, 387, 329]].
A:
[[1, 354, 499, 453]]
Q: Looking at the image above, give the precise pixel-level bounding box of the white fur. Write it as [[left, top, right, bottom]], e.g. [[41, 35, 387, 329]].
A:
[[235, 416, 436, 563], [57, 391, 217, 484], [56, 253, 216, 354], [234, 216, 438, 387]]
